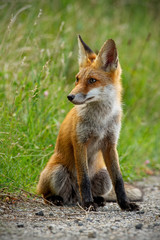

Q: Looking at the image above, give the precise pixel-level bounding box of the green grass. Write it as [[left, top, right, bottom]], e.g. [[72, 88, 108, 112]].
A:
[[0, 0, 160, 192]]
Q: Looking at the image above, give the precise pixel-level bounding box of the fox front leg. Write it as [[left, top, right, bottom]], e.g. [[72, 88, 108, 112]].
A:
[[73, 143, 96, 211], [80, 174, 96, 211], [102, 143, 139, 211]]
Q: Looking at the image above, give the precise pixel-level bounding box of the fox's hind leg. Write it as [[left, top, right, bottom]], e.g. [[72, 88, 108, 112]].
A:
[[49, 164, 80, 205], [88, 152, 112, 207], [37, 154, 80, 205], [91, 168, 112, 207]]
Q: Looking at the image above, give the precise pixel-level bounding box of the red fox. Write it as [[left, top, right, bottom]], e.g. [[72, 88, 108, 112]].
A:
[[37, 36, 142, 211]]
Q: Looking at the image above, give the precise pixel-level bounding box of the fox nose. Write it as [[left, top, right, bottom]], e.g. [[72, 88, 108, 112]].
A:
[[67, 94, 75, 102]]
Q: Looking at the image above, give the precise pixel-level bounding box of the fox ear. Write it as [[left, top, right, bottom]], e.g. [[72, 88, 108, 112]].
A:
[[78, 35, 96, 67], [96, 39, 118, 72]]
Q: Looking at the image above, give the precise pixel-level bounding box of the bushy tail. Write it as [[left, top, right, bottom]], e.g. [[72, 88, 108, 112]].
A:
[[103, 183, 143, 202]]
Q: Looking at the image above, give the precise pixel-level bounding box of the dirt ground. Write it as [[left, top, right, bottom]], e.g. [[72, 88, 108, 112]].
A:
[[0, 175, 160, 240]]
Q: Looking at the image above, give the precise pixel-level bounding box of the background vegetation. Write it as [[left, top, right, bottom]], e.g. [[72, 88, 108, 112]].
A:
[[0, 0, 160, 192]]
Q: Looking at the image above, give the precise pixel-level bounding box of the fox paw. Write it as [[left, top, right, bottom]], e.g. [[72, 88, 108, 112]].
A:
[[120, 201, 140, 211], [93, 196, 106, 207], [46, 195, 64, 206]]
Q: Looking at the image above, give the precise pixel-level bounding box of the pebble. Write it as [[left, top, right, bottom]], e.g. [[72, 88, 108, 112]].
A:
[[35, 210, 44, 216], [0, 208, 4, 214], [136, 210, 145, 214], [78, 222, 83, 226], [49, 212, 54, 217], [48, 225, 54, 230], [88, 231, 97, 238], [17, 223, 24, 228], [135, 223, 143, 229], [33, 225, 39, 228], [86, 218, 93, 222], [111, 226, 118, 230], [153, 223, 160, 227], [104, 206, 109, 210]]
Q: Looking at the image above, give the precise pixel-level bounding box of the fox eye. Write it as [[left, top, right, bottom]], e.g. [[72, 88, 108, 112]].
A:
[[88, 78, 97, 84], [75, 77, 79, 83]]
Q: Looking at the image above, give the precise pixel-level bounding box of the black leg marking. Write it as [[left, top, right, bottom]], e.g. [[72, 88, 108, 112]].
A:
[[93, 196, 106, 207], [115, 176, 139, 211], [80, 175, 96, 211]]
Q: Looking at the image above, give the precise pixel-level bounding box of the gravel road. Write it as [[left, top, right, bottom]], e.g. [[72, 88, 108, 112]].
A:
[[0, 175, 160, 240]]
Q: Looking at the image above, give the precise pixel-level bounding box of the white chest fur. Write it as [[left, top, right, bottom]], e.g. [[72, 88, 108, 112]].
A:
[[76, 85, 122, 151]]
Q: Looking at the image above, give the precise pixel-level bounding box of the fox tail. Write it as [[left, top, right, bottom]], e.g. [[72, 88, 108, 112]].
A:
[[103, 183, 143, 202]]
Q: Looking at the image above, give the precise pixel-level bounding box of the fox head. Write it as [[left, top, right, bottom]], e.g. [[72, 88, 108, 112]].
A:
[[67, 35, 122, 105]]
